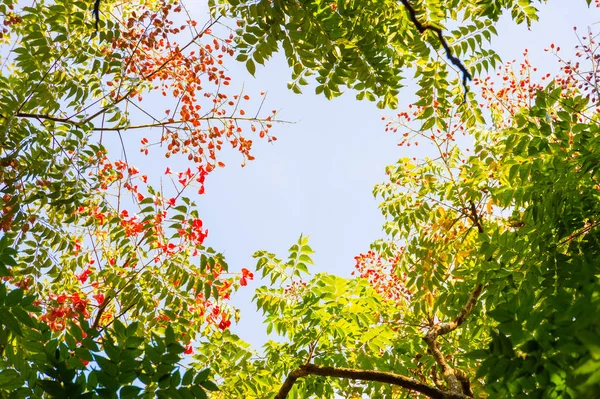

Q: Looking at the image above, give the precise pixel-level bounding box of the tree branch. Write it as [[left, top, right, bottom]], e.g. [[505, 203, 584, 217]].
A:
[[275, 363, 471, 399], [275, 368, 303, 399], [422, 334, 462, 393], [81, 18, 221, 125], [91, 295, 111, 330], [399, 0, 472, 101], [431, 365, 445, 389], [438, 284, 483, 336], [423, 283, 483, 395], [469, 201, 484, 234], [9, 112, 289, 132], [13, 112, 81, 127], [455, 368, 474, 397]]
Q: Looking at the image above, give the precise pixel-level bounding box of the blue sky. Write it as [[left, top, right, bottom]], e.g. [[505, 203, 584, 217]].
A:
[[125, 1, 600, 349]]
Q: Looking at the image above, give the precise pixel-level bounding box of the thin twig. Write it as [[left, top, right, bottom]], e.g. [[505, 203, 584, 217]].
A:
[[9, 112, 290, 131]]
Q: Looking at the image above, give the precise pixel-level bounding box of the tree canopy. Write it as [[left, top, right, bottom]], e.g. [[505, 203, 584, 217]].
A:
[[0, 0, 599, 398], [212, 0, 542, 109], [0, 0, 272, 395]]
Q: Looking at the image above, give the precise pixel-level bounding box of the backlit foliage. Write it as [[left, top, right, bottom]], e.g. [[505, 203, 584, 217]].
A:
[[1, 0, 599, 397], [0, 0, 271, 395], [199, 27, 600, 399]]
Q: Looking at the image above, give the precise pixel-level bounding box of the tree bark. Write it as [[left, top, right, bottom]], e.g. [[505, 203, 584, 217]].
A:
[[275, 363, 472, 399]]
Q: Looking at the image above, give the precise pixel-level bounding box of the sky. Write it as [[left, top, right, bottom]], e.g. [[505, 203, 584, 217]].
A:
[[125, 1, 600, 350]]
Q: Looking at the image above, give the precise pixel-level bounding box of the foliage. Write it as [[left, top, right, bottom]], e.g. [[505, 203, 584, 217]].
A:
[[0, 0, 272, 395], [211, 0, 549, 110], [195, 29, 600, 399], [2, 0, 600, 397]]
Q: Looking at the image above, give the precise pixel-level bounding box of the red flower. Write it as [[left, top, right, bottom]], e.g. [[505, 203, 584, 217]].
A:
[[184, 345, 193, 354], [218, 319, 231, 330], [77, 267, 93, 284], [93, 293, 105, 306], [71, 293, 89, 317], [240, 268, 254, 286], [241, 268, 254, 279], [192, 219, 203, 230], [73, 301, 87, 314]]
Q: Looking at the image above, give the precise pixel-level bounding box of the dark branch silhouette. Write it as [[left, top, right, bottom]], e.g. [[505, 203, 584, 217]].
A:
[[93, 0, 101, 31], [275, 364, 471, 399], [274, 284, 483, 399], [399, 0, 472, 101]]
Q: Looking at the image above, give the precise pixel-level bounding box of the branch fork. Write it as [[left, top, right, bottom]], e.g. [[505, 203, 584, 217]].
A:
[[274, 284, 483, 399]]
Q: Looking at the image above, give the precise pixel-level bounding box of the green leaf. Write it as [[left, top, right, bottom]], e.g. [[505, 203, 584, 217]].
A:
[[246, 59, 256, 76], [487, 308, 514, 323], [120, 385, 143, 398], [199, 380, 218, 392], [0, 369, 21, 389], [577, 331, 600, 360], [194, 368, 210, 384], [165, 326, 176, 345], [190, 385, 207, 399], [37, 380, 66, 396], [11, 306, 37, 328], [0, 308, 22, 335], [182, 368, 195, 386]]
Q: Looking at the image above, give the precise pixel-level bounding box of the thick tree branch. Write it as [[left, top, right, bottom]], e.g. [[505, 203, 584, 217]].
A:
[[431, 365, 445, 389], [276, 368, 303, 399], [455, 368, 474, 397], [275, 363, 471, 399], [423, 284, 483, 395], [437, 283, 483, 336], [423, 335, 462, 393], [399, 0, 472, 100]]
